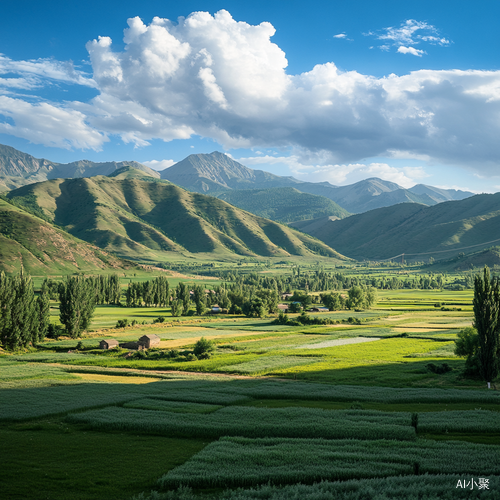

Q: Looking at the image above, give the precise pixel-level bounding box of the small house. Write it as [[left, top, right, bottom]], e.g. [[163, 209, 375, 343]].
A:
[[278, 303, 289, 311], [138, 334, 160, 349], [100, 339, 120, 350], [212, 304, 221, 313], [308, 307, 329, 313], [282, 293, 293, 300]]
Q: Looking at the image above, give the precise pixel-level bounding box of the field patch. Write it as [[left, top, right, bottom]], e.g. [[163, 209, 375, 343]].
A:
[[222, 355, 323, 374], [296, 337, 381, 349], [159, 436, 500, 489]]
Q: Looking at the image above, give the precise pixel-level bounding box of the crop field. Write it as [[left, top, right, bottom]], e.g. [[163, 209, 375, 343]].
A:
[[2, 281, 500, 499]]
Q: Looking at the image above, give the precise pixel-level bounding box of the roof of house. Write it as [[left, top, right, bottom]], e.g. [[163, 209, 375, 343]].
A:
[[139, 334, 160, 340], [100, 339, 119, 345]]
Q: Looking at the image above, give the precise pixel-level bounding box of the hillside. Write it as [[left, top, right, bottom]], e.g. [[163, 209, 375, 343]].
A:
[[0, 144, 158, 191], [7, 177, 345, 261], [0, 145, 474, 214], [289, 193, 500, 261], [216, 187, 350, 223], [0, 198, 133, 274]]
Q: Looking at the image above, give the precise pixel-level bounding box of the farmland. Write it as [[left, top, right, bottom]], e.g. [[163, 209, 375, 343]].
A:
[[1, 266, 500, 499]]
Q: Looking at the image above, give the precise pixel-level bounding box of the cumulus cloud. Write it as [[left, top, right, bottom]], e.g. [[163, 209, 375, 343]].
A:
[[0, 10, 499, 177], [333, 33, 347, 39], [142, 159, 175, 170]]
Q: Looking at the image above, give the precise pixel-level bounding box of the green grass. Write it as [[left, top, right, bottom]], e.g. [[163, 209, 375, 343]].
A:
[[158, 436, 500, 489], [0, 425, 207, 500]]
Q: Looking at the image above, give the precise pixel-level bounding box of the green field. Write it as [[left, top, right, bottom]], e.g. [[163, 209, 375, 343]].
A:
[[2, 270, 500, 500]]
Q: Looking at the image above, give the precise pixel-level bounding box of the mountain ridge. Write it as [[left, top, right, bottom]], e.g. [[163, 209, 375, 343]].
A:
[[7, 176, 346, 261]]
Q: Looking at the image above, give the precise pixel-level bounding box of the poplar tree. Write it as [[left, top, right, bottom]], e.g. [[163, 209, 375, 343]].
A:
[[473, 266, 500, 385], [59, 276, 96, 338], [34, 279, 51, 343]]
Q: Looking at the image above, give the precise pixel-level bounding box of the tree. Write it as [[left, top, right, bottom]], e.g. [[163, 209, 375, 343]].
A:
[[346, 286, 365, 310], [0, 270, 36, 349], [321, 292, 343, 311], [242, 297, 266, 318], [193, 285, 206, 315], [473, 266, 500, 385], [193, 337, 216, 359], [454, 326, 480, 376], [34, 280, 51, 343], [59, 277, 96, 338]]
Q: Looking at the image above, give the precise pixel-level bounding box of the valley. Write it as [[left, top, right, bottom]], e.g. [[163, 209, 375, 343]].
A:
[[1, 144, 499, 500]]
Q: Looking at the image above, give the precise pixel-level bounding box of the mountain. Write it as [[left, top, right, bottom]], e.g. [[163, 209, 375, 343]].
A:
[[107, 166, 163, 181], [0, 144, 158, 191], [0, 198, 133, 274], [0, 145, 475, 214], [216, 187, 350, 223], [7, 177, 346, 262], [160, 151, 299, 192], [289, 193, 500, 261], [160, 152, 474, 213], [408, 184, 473, 204]]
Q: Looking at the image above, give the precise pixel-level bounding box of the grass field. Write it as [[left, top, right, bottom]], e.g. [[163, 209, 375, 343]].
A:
[[2, 284, 500, 499]]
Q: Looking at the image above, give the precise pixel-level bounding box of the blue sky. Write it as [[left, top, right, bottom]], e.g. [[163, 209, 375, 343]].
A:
[[1, 0, 499, 192]]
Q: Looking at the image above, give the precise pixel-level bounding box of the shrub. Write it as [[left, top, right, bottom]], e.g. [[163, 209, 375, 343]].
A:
[[426, 363, 452, 374], [115, 319, 128, 328], [153, 316, 165, 324], [193, 337, 216, 360]]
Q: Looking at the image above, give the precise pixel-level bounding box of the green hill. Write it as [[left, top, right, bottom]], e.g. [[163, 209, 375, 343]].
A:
[[289, 193, 500, 261], [0, 198, 133, 274], [216, 187, 350, 223], [7, 177, 346, 262]]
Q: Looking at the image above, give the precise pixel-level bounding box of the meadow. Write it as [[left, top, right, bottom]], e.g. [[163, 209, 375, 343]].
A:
[[1, 271, 500, 500]]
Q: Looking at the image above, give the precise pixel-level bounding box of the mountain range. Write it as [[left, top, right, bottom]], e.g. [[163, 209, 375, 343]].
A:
[[0, 145, 473, 215], [160, 151, 473, 213], [290, 193, 500, 261], [5, 175, 345, 264], [0, 144, 159, 192]]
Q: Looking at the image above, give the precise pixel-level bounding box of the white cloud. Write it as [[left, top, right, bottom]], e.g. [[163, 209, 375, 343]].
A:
[[0, 10, 499, 178], [0, 96, 106, 149], [0, 54, 96, 88], [397, 46, 425, 57], [142, 159, 175, 170], [366, 19, 451, 54], [238, 154, 429, 188], [333, 33, 347, 39]]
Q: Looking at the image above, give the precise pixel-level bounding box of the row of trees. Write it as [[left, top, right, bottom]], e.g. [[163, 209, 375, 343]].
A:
[[0, 271, 50, 350], [455, 266, 499, 385], [205, 269, 454, 293], [125, 276, 170, 307], [0, 272, 100, 349]]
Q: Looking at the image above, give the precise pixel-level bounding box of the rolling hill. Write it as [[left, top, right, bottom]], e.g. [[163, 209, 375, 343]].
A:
[[7, 177, 346, 262], [216, 187, 350, 223], [289, 193, 500, 261], [0, 144, 159, 191], [0, 198, 133, 274]]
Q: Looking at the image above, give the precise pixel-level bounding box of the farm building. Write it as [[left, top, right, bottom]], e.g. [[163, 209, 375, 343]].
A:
[[278, 304, 289, 311], [138, 334, 160, 349], [309, 307, 329, 312], [99, 339, 119, 350]]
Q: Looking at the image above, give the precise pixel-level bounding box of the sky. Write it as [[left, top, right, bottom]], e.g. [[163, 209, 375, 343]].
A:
[[1, 0, 499, 192]]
